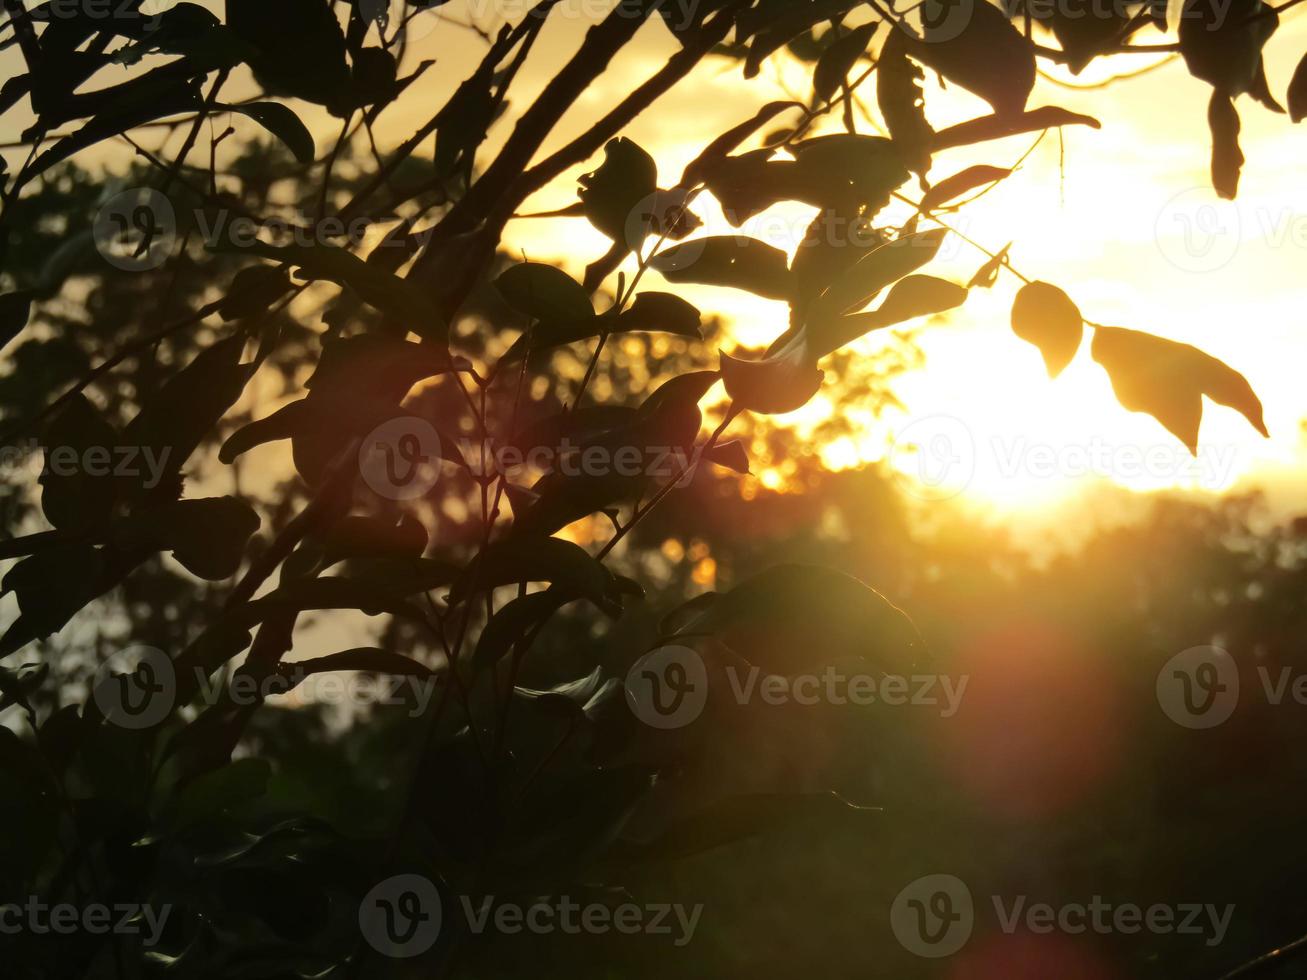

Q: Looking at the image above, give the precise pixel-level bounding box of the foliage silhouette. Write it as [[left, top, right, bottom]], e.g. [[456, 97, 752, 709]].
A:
[[0, 1, 1301, 977]]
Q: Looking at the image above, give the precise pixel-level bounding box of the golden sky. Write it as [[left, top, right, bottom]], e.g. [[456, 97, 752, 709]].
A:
[[4, 2, 1306, 530], [409, 5, 1307, 523]]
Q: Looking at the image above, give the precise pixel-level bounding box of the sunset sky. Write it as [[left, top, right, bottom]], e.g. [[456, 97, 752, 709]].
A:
[[4, 1, 1306, 530], [387, 3, 1307, 524]]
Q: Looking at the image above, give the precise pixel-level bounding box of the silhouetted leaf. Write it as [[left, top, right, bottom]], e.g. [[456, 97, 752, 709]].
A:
[[814, 275, 968, 357], [281, 648, 436, 682], [228, 0, 352, 112], [0, 290, 32, 350], [1178, 0, 1277, 97], [702, 136, 909, 223], [496, 262, 595, 324], [39, 393, 119, 532], [720, 343, 824, 416], [121, 335, 253, 501], [813, 23, 877, 103], [932, 105, 1101, 151], [1017, 0, 1134, 74], [472, 590, 570, 673], [579, 138, 659, 241], [226, 102, 316, 164], [877, 32, 934, 173], [220, 265, 294, 321], [319, 514, 428, 569], [342, 555, 461, 597], [740, 0, 864, 77], [679, 101, 804, 187], [0, 544, 122, 653], [612, 292, 703, 339], [451, 537, 618, 607], [1208, 93, 1245, 201], [349, 46, 399, 109], [663, 563, 922, 675], [650, 237, 792, 300], [221, 240, 445, 342], [16, 81, 203, 191], [808, 228, 949, 322], [1011, 281, 1084, 378], [705, 440, 751, 474], [0, 662, 49, 715], [788, 134, 910, 215], [154, 497, 261, 581], [907, 2, 1036, 115], [1290, 54, 1307, 122], [1092, 326, 1268, 454], [967, 243, 1012, 289], [920, 165, 1011, 212]]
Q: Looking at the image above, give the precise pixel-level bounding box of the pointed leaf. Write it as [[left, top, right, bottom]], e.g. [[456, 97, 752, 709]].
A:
[[1290, 53, 1307, 123], [0, 290, 32, 350], [496, 262, 595, 324], [1092, 326, 1268, 454], [809, 228, 949, 322], [920, 165, 1012, 212], [720, 345, 823, 416], [226, 102, 316, 164], [651, 237, 792, 301], [813, 23, 877, 103], [908, 2, 1036, 114]]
